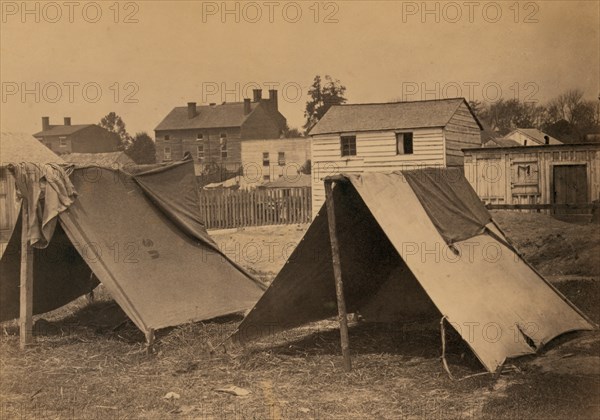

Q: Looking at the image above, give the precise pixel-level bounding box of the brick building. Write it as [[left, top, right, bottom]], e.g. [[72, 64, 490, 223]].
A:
[[154, 89, 287, 177], [33, 117, 120, 154]]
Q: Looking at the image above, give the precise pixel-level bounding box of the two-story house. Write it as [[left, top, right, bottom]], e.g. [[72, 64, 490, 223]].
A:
[[308, 98, 483, 216], [33, 117, 120, 154], [154, 89, 287, 177]]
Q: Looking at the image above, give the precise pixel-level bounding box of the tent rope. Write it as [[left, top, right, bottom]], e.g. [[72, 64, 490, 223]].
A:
[[440, 315, 456, 380], [440, 315, 490, 381]]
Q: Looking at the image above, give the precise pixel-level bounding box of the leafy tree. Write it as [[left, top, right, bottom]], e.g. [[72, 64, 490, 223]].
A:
[[283, 125, 304, 138], [299, 159, 311, 175], [303, 75, 347, 132], [126, 132, 156, 164], [99, 112, 132, 149]]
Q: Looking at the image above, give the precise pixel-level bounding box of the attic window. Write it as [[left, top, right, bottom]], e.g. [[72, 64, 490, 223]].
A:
[[524, 139, 528, 146], [278, 152, 285, 166], [59, 136, 67, 147], [164, 135, 170, 141], [340, 135, 356, 157], [196, 133, 203, 141], [263, 152, 270, 166], [396, 132, 413, 155], [164, 146, 172, 161]]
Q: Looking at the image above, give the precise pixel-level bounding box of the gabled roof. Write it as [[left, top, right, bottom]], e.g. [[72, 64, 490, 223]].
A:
[[483, 137, 521, 148], [0, 132, 63, 166], [155, 102, 264, 131], [33, 124, 93, 137], [309, 98, 483, 136], [63, 152, 134, 167], [505, 128, 562, 145]]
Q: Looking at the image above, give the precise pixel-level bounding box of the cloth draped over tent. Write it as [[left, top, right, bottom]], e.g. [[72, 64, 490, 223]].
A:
[[232, 170, 594, 373], [8, 162, 77, 248], [0, 158, 265, 333]]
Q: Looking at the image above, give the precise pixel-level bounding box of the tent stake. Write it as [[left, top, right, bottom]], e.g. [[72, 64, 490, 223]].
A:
[[19, 202, 33, 350], [324, 180, 352, 372]]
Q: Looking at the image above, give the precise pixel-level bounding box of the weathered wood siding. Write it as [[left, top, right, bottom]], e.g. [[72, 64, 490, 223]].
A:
[[464, 144, 600, 209], [444, 101, 482, 166], [0, 168, 18, 244], [311, 128, 445, 216]]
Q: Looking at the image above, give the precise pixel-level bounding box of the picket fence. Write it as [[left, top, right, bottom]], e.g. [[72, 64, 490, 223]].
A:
[[198, 187, 312, 229]]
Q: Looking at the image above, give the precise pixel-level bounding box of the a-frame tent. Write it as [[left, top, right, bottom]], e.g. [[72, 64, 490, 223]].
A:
[[1, 147, 265, 340], [232, 168, 595, 373]]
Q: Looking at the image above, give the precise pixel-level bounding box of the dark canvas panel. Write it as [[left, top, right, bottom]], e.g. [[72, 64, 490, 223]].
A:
[[0, 212, 97, 322]]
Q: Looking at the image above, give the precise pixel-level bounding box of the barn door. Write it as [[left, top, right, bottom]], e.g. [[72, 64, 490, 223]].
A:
[[553, 165, 588, 215]]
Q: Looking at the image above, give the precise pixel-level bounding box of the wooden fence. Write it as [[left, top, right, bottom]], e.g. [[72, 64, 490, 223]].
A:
[[198, 187, 312, 229]]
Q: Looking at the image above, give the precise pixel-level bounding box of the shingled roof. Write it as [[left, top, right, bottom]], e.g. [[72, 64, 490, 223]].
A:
[[155, 102, 261, 131], [1, 132, 63, 166], [33, 124, 93, 137], [308, 98, 483, 136], [63, 151, 134, 167]]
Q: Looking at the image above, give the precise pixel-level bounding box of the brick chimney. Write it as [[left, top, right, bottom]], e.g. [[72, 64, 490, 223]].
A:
[[252, 89, 262, 102], [244, 98, 251, 115], [42, 116, 50, 131], [187, 102, 197, 119], [268, 89, 278, 111], [64, 117, 71, 126]]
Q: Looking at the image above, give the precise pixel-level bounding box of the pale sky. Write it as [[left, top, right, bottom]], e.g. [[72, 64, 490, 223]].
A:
[[1, 0, 598, 135]]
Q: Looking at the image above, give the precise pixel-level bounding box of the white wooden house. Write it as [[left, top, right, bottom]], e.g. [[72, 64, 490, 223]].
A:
[[240, 137, 310, 187], [308, 98, 483, 216]]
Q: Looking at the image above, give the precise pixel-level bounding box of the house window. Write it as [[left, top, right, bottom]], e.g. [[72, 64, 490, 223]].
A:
[[524, 139, 528, 146], [340, 135, 357, 157], [262, 152, 270, 166], [220, 133, 227, 141], [197, 133, 203, 141], [164, 135, 170, 140], [396, 132, 413, 155], [59, 136, 67, 147], [196, 145, 204, 161], [263, 174, 270, 182], [220, 140, 228, 158], [278, 152, 285, 166], [164, 147, 172, 161]]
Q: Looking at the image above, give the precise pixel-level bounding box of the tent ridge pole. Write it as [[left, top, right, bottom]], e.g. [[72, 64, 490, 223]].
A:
[[19, 201, 34, 350], [324, 179, 352, 372]]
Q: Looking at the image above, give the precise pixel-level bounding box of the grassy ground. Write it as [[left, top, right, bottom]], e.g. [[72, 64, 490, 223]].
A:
[[0, 212, 598, 419]]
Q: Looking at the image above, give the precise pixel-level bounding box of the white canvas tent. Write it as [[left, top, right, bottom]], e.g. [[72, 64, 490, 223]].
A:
[[232, 168, 595, 373]]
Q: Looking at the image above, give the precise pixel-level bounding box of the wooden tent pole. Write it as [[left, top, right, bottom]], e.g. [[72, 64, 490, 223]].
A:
[[324, 179, 352, 371], [19, 201, 33, 350]]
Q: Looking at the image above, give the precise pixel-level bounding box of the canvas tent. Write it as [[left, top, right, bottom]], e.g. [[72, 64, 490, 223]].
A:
[[0, 148, 265, 339], [232, 168, 595, 373]]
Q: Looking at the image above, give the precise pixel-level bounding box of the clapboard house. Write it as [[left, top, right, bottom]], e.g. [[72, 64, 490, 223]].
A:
[[155, 89, 287, 177], [308, 98, 483, 216]]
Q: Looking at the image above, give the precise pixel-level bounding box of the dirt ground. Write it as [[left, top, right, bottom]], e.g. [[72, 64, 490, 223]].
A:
[[0, 212, 599, 419]]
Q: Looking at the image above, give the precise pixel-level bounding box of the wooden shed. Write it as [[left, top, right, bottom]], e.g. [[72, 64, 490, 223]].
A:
[[308, 98, 483, 217], [463, 143, 600, 215]]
